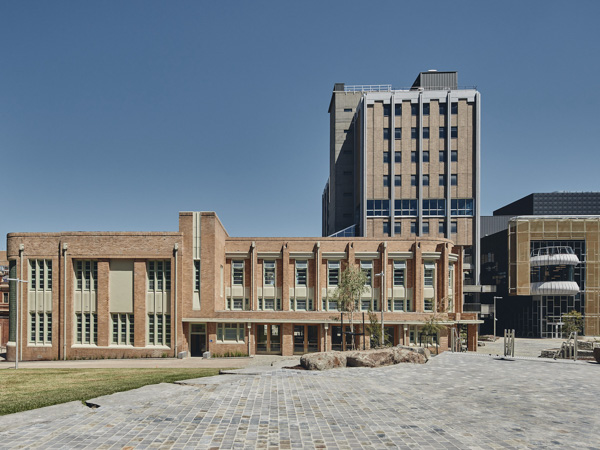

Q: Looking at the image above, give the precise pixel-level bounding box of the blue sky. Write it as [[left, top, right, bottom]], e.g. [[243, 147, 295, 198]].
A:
[[2, 1, 599, 248]]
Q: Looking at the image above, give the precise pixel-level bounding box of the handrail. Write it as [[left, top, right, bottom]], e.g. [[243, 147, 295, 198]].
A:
[[530, 246, 575, 257]]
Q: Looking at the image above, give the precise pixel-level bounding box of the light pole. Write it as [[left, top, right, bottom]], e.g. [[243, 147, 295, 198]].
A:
[[493, 296, 502, 339], [375, 272, 385, 347], [7, 277, 28, 369]]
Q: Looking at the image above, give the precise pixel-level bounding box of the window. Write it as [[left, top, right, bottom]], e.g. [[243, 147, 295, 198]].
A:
[[411, 175, 417, 186], [423, 103, 430, 115], [232, 261, 244, 285], [31, 259, 52, 291], [451, 103, 458, 114], [451, 126, 458, 138], [394, 175, 401, 186], [422, 151, 429, 163], [393, 261, 405, 287], [361, 261, 372, 287], [423, 175, 429, 186], [395, 151, 401, 163], [328, 261, 340, 286], [295, 261, 307, 286], [366, 199, 390, 217], [263, 261, 276, 286], [439, 221, 447, 234], [451, 199, 474, 216], [148, 261, 171, 292], [383, 104, 390, 117], [344, 108, 352, 112], [411, 128, 418, 139], [383, 151, 389, 164], [451, 174, 458, 186], [395, 104, 402, 116], [383, 221, 390, 235], [76, 312, 97, 345], [439, 151, 446, 162], [394, 221, 401, 234], [395, 199, 417, 216], [227, 297, 249, 311], [394, 127, 401, 139], [148, 314, 170, 346], [194, 260, 201, 291], [439, 103, 447, 115], [29, 312, 52, 345], [217, 323, 244, 343], [424, 263, 435, 289], [448, 264, 455, 312], [411, 104, 418, 116], [383, 128, 390, 140], [451, 150, 458, 162], [423, 221, 430, 234], [422, 199, 446, 216], [410, 221, 417, 234], [439, 174, 446, 186], [451, 221, 458, 233], [112, 314, 134, 345], [423, 127, 430, 139], [29, 260, 53, 345], [259, 297, 281, 311], [411, 151, 417, 163], [3, 293, 7, 304], [383, 175, 389, 187], [439, 127, 446, 139]]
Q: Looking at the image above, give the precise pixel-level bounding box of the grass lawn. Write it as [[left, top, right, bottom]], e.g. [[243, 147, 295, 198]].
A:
[[0, 368, 221, 416]]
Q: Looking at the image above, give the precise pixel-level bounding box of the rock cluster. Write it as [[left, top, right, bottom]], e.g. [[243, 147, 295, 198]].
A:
[[300, 346, 428, 371]]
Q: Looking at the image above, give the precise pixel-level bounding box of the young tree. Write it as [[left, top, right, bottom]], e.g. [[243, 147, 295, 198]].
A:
[[562, 310, 583, 337], [334, 265, 368, 349], [367, 309, 383, 348]]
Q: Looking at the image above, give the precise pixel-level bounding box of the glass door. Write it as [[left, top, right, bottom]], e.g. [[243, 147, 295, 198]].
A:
[[255, 324, 281, 354]]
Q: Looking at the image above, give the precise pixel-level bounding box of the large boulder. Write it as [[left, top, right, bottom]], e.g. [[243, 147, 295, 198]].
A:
[[392, 347, 428, 364], [346, 349, 396, 367], [300, 351, 347, 370], [395, 345, 431, 362]]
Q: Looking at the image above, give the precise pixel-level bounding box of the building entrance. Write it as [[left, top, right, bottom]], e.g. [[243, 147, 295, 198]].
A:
[[190, 323, 206, 357], [293, 325, 319, 354], [256, 324, 281, 354]]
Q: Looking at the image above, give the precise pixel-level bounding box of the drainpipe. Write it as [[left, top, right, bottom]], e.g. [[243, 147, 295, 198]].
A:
[[62, 243, 67, 360], [173, 243, 179, 358]]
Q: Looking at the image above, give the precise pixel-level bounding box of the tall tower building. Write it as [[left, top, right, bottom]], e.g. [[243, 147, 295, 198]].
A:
[[323, 71, 481, 284]]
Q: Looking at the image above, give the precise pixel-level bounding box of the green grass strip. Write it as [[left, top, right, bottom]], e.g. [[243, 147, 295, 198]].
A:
[[0, 368, 221, 416]]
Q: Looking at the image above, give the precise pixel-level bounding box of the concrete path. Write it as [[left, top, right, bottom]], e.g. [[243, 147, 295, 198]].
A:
[[1, 352, 599, 448], [477, 337, 566, 358]]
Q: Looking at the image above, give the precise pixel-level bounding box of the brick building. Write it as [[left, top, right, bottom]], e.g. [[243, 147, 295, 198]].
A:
[[6, 211, 479, 361]]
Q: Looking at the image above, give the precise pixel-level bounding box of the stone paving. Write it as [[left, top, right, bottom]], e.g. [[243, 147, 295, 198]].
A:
[[1, 353, 600, 449]]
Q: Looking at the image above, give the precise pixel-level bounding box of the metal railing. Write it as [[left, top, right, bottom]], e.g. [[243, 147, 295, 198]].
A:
[[344, 85, 392, 92]]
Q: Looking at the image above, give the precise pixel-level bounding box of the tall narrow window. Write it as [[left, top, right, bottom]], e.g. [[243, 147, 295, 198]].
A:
[[393, 261, 405, 287], [264, 261, 275, 286], [395, 104, 402, 116], [29, 259, 53, 345], [395, 151, 401, 163], [194, 260, 201, 291], [422, 151, 429, 163], [451, 126, 458, 138], [451, 103, 458, 114], [328, 261, 340, 286], [383, 151, 390, 164], [232, 261, 244, 285], [423, 103, 430, 115], [411, 104, 418, 116], [147, 261, 171, 292], [394, 128, 401, 139], [394, 175, 401, 186], [423, 127, 430, 139], [383, 175, 389, 187], [439, 103, 447, 115], [423, 175, 429, 186], [361, 261, 373, 287], [439, 127, 446, 139], [295, 261, 307, 286], [383, 104, 390, 116], [383, 128, 390, 140], [423, 221, 430, 234]]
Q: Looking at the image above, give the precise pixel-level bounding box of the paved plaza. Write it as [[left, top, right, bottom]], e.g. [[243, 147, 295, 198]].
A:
[[1, 352, 599, 449]]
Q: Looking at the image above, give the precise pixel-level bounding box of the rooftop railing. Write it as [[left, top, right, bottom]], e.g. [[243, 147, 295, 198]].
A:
[[343, 84, 477, 92]]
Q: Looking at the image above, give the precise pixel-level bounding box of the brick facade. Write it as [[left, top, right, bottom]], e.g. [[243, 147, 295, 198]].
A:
[[5, 212, 479, 361]]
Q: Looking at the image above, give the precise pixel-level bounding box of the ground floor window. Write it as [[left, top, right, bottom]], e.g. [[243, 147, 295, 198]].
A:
[[217, 323, 245, 343], [383, 325, 395, 346], [29, 312, 52, 344], [293, 325, 319, 354], [76, 312, 97, 345], [148, 314, 171, 346], [112, 313, 134, 345]]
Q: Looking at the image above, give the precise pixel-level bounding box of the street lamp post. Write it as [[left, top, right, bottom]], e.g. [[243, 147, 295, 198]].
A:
[[375, 272, 385, 347], [7, 277, 28, 369], [493, 296, 503, 339]]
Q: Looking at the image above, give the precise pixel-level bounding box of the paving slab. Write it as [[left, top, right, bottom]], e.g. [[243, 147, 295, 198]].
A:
[[1, 353, 600, 448]]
